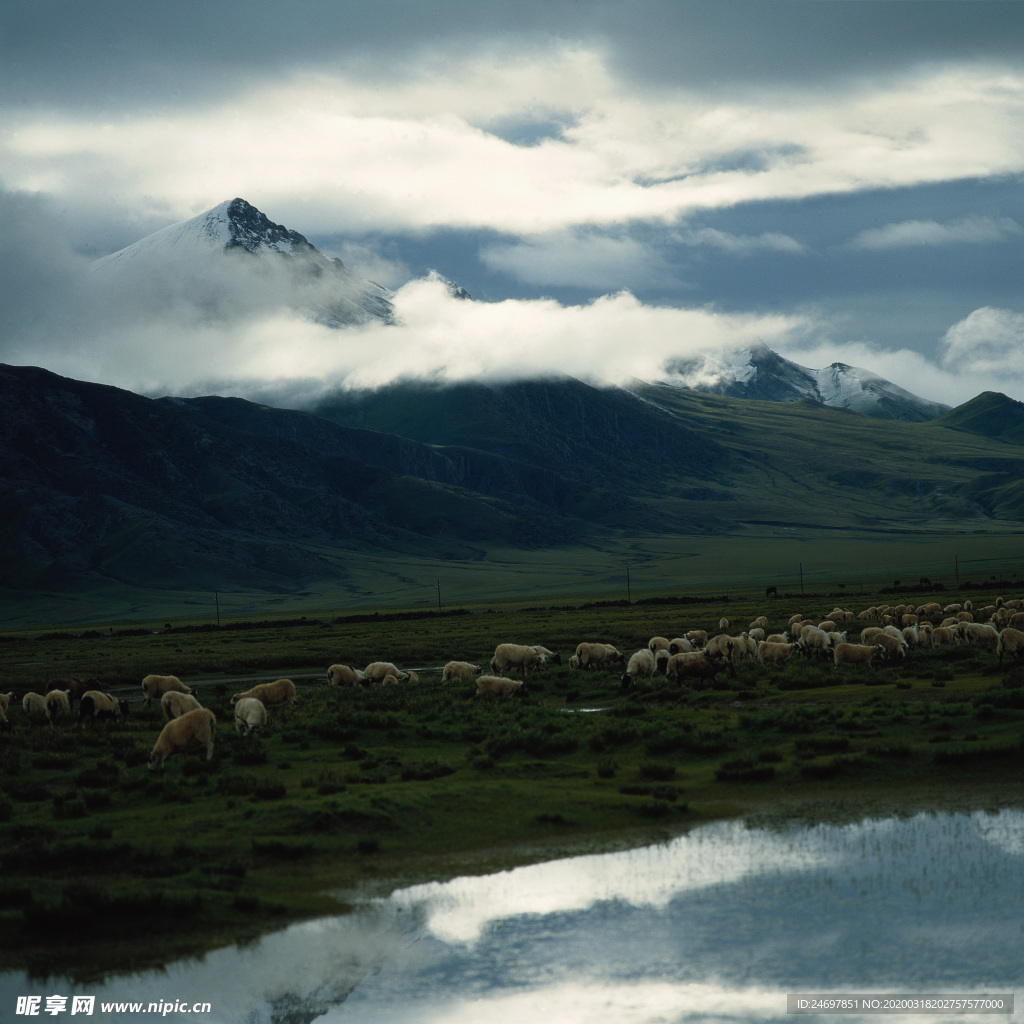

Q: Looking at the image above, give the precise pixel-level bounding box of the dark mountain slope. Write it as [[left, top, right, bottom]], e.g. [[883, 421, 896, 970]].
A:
[[311, 377, 720, 484], [0, 366, 568, 590], [934, 391, 1024, 446]]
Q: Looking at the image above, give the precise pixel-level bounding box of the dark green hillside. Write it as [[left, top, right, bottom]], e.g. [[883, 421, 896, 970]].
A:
[[3, 364, 1024, 622], [934, 391, 1024, 446]]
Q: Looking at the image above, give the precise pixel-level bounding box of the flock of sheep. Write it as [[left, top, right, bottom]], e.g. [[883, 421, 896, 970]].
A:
[[0, 672, 298, 773], [3, 595, 1021, 773]]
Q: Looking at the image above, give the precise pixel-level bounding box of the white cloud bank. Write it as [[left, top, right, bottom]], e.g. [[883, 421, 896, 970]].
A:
[[940, 306, 1024, 377], [4, 52, 1024, 245]]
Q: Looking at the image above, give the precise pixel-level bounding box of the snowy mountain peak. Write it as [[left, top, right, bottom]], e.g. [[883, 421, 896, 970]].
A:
[[662, 346, 949, 422], [93, 198, 395, 326]]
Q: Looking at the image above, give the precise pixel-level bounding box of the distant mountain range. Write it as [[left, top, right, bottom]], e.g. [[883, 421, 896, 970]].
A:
[[4, 200, 1020, 610], [662, 342, 949, 422], [94, 199, 944, 421], [2, 363, 1023, 603]]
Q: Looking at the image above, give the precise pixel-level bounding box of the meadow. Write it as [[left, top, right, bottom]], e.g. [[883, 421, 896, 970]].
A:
[[1, 587, 1022, 980]]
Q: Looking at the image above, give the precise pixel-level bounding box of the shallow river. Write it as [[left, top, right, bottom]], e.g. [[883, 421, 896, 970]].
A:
[[2, 809, 1021, 1023]]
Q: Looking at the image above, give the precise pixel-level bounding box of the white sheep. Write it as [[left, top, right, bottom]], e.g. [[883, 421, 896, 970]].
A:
[[161, 690, 202, 721], [997, 627, 1024, 664], [575, 642, 623, 669], [327, 664, 366, 686], [490, 644, 545, 678], [475, 675, 527, 697], [233, 697, 267, 736], [141, 674, 192, 708], [80, 690, 129, 721], [961, 622, 999, 646], [667, 637, 693, 654], [45, 689, 70, 726], [757, 640, 797, 664], [442, 661, 482, 683], [148, 708, 217, 771], [22, 692, 47, 718], [833, 643, 885, 669], [621, 648, 656, 687], [647, 636, 671, 654], [230, 678, 296, 706], [363, 662, 408, 684]]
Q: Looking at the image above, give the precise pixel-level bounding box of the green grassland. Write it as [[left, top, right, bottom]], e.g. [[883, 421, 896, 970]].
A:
[[1, 587, 1023, 979]]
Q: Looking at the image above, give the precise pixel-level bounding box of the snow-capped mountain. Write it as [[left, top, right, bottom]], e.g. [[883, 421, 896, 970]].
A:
[[93, 198, 395, 326], [662, 343, 949, 421]]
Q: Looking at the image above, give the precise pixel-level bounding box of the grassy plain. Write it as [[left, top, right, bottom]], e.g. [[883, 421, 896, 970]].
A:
[[1, 588, 1022, 980]]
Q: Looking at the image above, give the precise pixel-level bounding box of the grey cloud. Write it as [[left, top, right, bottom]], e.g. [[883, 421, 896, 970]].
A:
[[5, 1, 1023, 111], [849, 217, 1022, 250]]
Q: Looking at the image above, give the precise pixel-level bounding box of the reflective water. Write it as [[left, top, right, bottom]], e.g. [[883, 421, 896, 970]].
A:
[[2, 810, 1021, 1023]]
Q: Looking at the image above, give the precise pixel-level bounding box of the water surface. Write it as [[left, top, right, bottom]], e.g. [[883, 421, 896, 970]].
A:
[[3, 810, 1021, 1023]]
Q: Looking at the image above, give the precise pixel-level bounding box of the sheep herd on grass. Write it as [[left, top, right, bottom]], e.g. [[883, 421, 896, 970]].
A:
[[3, 595, 1023, 774]]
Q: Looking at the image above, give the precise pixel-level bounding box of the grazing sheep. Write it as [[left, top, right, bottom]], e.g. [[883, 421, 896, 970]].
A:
[[405, 670, 420, 684], [233, 697, 267, 736], [141, 674, 192, 708], [997, 627, 1024, 664], [789, 613, 806, 626], [22, 692, 47, 718], [799, 625, 833, 659], [148, 708, 217, 772], [874, 633, 906, 661], [442, 661, 482, 683], [833, 643, 885, 669], [961, 622, 1000, 646], [161, 690, 202, 721], [667, 637, 693, 655], [45, 689, 70, 726], [747, 627, 765, 643], [363, 662, 408, 684], [621, 648, 656, 687], [917, 602, 943, 617], [718, 618, 730, 632], [1007, 612, 1024, 629], [575, 642, 623, 669], [730, 633, 758, 663], [529, 645, 562, 666], [757, 640, 797, 665], [654, 648, 671, 673], [80, 690, 129, 721], [381, 673, 401, 686], [817, 620, 836, 633], [490, 644, 546, 679], [475, 675, 527, 698], [930, 626, 959, 648], [704, 634, 733, 659], [684, 630, 708, 647], [665, 650, 730, 687], [568, 654, 581, 671], [749, 615, 769, 631], [230, 678, 296, 707], [859, 626, 885, 645], [647, 636, 671, 654], [901, 626, 920, 648], [327, 664, 366, 687], [766, 633, 789, 644]]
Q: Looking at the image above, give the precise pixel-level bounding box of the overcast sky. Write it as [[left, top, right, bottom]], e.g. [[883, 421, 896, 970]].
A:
[[2, 1, 1023, 405]]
